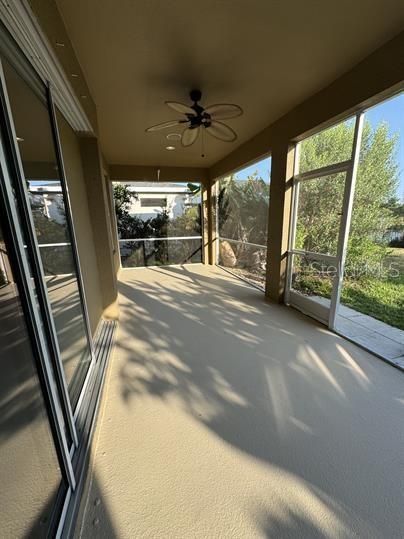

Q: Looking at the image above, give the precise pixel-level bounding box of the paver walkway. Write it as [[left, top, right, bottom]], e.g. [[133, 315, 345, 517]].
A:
[[312, 296, 404, 368], [336, 305, 404, 368]]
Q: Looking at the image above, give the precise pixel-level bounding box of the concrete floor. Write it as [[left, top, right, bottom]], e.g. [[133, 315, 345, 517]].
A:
[[77, 265, 404, 538]]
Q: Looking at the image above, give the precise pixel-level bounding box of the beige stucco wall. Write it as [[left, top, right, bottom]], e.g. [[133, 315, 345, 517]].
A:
[[79, 137, 118, 320], [57, 110, 103, 334], [104, 175, 121, 274]]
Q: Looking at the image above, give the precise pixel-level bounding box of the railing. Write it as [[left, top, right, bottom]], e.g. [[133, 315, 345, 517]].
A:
[[118, 236, 203, 268], [217, 237, 267, 289]]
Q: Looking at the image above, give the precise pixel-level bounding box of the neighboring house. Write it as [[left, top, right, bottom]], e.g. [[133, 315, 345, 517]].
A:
[[29, 181, 66, 226], [29, 180, 202, 232], [385, 228, 404, 244], [124, 182, 200, 221]]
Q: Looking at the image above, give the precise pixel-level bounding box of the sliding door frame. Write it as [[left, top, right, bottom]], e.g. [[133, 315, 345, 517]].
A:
[[47, 84, 100, 432], [0, 114, 76, 491], [0, 57, 79, 448]]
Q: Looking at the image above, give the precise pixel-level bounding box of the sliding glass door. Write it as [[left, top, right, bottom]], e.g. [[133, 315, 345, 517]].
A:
[[0, 22, 96, 535], [1, 57, 93, 411], [0, 217, 66, 537]]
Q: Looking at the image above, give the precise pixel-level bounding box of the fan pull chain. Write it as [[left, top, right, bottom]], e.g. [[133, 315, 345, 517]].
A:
[[201, 128, 205, 158]]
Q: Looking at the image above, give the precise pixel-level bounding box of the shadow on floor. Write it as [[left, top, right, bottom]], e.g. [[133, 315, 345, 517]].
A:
[[87, 264, 404, 537]]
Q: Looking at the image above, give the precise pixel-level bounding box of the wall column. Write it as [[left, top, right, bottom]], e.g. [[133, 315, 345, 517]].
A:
[[209, 178, 218, 265], [201, 183, 209, 264], [265, 143, 295, 302], [79, 137, 119, 320], [203, 177, 217, 265]]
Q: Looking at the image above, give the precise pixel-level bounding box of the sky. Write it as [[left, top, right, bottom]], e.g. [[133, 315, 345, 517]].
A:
[[235, 92, 404, 200], [366, 92, 404, 199], [235, 157, 271, 184]]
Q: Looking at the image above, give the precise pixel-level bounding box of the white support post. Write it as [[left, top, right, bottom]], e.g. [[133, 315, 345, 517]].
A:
[[329, 112, 365, 330]]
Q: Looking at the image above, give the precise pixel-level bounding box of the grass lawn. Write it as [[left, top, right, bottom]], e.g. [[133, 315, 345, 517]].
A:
[[294, 247, 404, 330], [341, 276, 404, 329]]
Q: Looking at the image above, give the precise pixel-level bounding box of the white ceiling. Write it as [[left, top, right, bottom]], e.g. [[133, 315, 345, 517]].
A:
[[56, 0, 404, 168]]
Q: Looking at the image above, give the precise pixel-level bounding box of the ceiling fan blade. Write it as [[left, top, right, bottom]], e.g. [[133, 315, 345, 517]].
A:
[[145, 120, 183, 132], [205, 121, 237, 142], [182, 126, 200, 147], [166, 101, 196, 115], [204, 103, 243, 120]]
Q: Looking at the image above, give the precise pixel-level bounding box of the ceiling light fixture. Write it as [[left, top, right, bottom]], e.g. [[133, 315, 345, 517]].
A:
[[166, 133, 181, 141], [16, 137, 24, 142], [55, 41, 65, 47], [165, 145, 176, 151], [71, 73, 79, 78]]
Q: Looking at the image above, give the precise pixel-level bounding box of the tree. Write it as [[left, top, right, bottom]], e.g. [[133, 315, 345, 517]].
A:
[[296, 120, 399, 275], [30, 193, 69, 243], [217, 171, 269, 280], [113, 183, 203, 266], [168, 206, 201, 237], [218, 171, 270, 245], [29, 193, 75, 275], [113, 184, 138, 230]]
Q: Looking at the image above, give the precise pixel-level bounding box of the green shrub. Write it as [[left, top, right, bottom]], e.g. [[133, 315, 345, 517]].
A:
[[345, 237, 391, 280]]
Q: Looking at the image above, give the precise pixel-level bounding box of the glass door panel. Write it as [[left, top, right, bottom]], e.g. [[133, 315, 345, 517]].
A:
[[0, 219, 66, 537], [1, 57, 92, 410]]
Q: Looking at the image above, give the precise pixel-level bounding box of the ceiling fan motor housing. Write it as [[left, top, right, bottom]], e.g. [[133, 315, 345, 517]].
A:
[[190, 89, 202, 103], [187, 90, 212, 128]]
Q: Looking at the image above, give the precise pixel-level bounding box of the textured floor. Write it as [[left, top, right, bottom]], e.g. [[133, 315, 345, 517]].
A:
[[77, 264, 404, 538]]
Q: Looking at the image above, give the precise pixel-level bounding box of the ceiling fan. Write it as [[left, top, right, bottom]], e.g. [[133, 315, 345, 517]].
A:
[[145, 89, 243, 147]]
